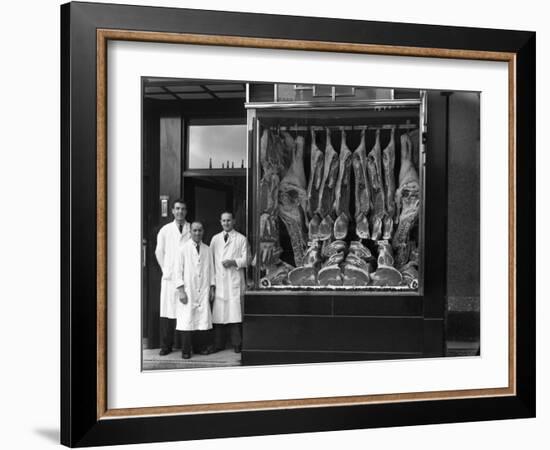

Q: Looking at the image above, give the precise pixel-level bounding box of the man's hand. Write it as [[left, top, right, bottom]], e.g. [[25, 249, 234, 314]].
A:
[[209, 286, 216, 303], [178, 287, 188, 304], [222, 259, 237, 269]]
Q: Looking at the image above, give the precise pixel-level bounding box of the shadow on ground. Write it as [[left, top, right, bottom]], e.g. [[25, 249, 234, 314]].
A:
[[34, 428, 59, 444]]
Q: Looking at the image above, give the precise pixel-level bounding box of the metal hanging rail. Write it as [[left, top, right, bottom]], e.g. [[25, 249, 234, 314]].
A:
[[244, 99, 421, 110], [268, 124, 418, 132]]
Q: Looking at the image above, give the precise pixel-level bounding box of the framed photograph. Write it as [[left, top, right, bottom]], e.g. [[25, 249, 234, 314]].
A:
[[61, 1, 535, 447]]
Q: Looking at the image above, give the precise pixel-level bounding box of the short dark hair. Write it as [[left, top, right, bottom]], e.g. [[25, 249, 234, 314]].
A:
[[190, 221, 204, 230], [172, 198, 187, 209], [220, 211, 234, 219]]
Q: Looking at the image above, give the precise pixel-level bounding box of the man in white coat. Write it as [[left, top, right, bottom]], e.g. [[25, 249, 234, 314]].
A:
[[210, 212, 249, 353], [174, 221, 216, 359], [154, 199, 190, 355]]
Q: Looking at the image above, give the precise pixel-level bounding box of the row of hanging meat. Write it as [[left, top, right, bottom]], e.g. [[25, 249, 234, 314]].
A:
[[258, 125, 421, 288]]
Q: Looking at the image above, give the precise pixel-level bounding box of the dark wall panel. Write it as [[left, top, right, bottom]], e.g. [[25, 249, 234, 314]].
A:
[[447, 92, 480, 299], [244, 316, 424, 352]]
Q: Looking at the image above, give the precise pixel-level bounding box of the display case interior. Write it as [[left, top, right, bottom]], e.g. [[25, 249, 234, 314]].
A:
[[248, 94, 426, 293]]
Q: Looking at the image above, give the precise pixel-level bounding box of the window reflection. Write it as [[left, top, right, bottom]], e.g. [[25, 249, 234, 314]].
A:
[[187, 125, 247, 169]]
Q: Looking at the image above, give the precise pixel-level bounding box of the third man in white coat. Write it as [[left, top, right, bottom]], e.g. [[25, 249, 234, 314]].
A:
[[210, 212, 249, 353]]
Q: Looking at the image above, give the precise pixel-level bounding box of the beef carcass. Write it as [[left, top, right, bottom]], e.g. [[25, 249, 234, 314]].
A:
[[352, 129, 372, 240], [318, 215, 335, 242], [333, 129, 353, 239], [382, 127, 396, 240], [306, 128, 324, 220], [278, 132, 308, 266], [393, 133, 420, 267], [259, 130, 283, 271], [316, 128, 340, 240], [259, 129, 280, 215], [308, 214, 322, 241], [366, 129, 387, 240], [288, 241, 322, 286], [370, 241, 403, 286]]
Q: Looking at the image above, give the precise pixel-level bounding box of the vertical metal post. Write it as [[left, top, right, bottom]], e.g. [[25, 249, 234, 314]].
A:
[[418, 90, 428, 295], [440, 91, 453, 353]]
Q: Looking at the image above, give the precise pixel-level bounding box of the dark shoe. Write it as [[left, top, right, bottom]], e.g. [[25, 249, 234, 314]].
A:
[[233, 345, 242, 354], [199, 346, 214, 355], [181, 352, 191, 359], [159, 348, 172, 356]]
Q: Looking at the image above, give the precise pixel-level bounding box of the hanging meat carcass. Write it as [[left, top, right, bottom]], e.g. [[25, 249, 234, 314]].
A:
[[393, 133, 420, 267], [333, 129, 353, 240], [278, 132, 308, 266], [316, 128, 339, 241], [259, 129, 282, 270], [307, 128, 324, 240], [352, 128, 372, 240], [288, 241, 322, 286], [367, 129, 387, 241], [382, 127, 397, 240], [259, 129, 280, 215], [370, 241, 403, 286]]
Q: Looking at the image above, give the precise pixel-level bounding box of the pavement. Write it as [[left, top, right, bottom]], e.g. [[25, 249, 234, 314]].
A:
[[446, 340, 480, 357], [143, 348, 241, 370], [143, 340, 479, 370]]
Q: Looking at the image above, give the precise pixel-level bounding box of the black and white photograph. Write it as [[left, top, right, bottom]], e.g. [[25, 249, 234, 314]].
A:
[[141, 79, 480, 370], [52, 0, 538, 447]]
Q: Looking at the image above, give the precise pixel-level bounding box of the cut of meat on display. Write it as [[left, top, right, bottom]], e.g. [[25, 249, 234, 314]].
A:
[[366, 129, 387, 241], [382, 127, 396, 240], [316, 128, 340, 241], [393, 132, 421, 268], [333, 129, 353, 240], [278, 131, 308, 267], [257, 125, 421, 290], [352, 128, 372, 240]]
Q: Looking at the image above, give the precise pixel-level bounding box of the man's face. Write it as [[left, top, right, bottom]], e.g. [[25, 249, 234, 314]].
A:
[[191, 223, 204, 243], [172, 202, 187, 222], [220, 213, 234, 232]]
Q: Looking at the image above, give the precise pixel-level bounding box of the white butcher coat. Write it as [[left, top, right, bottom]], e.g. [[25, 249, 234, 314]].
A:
[[210, 230, 249, 324], [155, 221, 190, 319], [174, 240, 215, 331]]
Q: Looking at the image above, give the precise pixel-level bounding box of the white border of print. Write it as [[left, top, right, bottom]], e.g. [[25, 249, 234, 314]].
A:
[[107, 40, 509, 409]]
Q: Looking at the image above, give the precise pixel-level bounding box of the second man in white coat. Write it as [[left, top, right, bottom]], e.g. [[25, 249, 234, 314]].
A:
[[210, 212, 249, 353], [174, 221, 216, 359]]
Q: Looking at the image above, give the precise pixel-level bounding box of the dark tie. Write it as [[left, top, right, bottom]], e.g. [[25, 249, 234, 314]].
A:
[[224, 233, 228, 243], [178, 224, 183, 233], [196, 243, 200, 254]]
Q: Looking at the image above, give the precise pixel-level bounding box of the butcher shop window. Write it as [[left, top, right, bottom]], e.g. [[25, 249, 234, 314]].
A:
[[248, 92, 425, 292]]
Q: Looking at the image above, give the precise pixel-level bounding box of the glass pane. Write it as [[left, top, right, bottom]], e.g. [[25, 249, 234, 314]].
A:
[[254, 106, 422, 292], [188, 124, 247, 169]]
